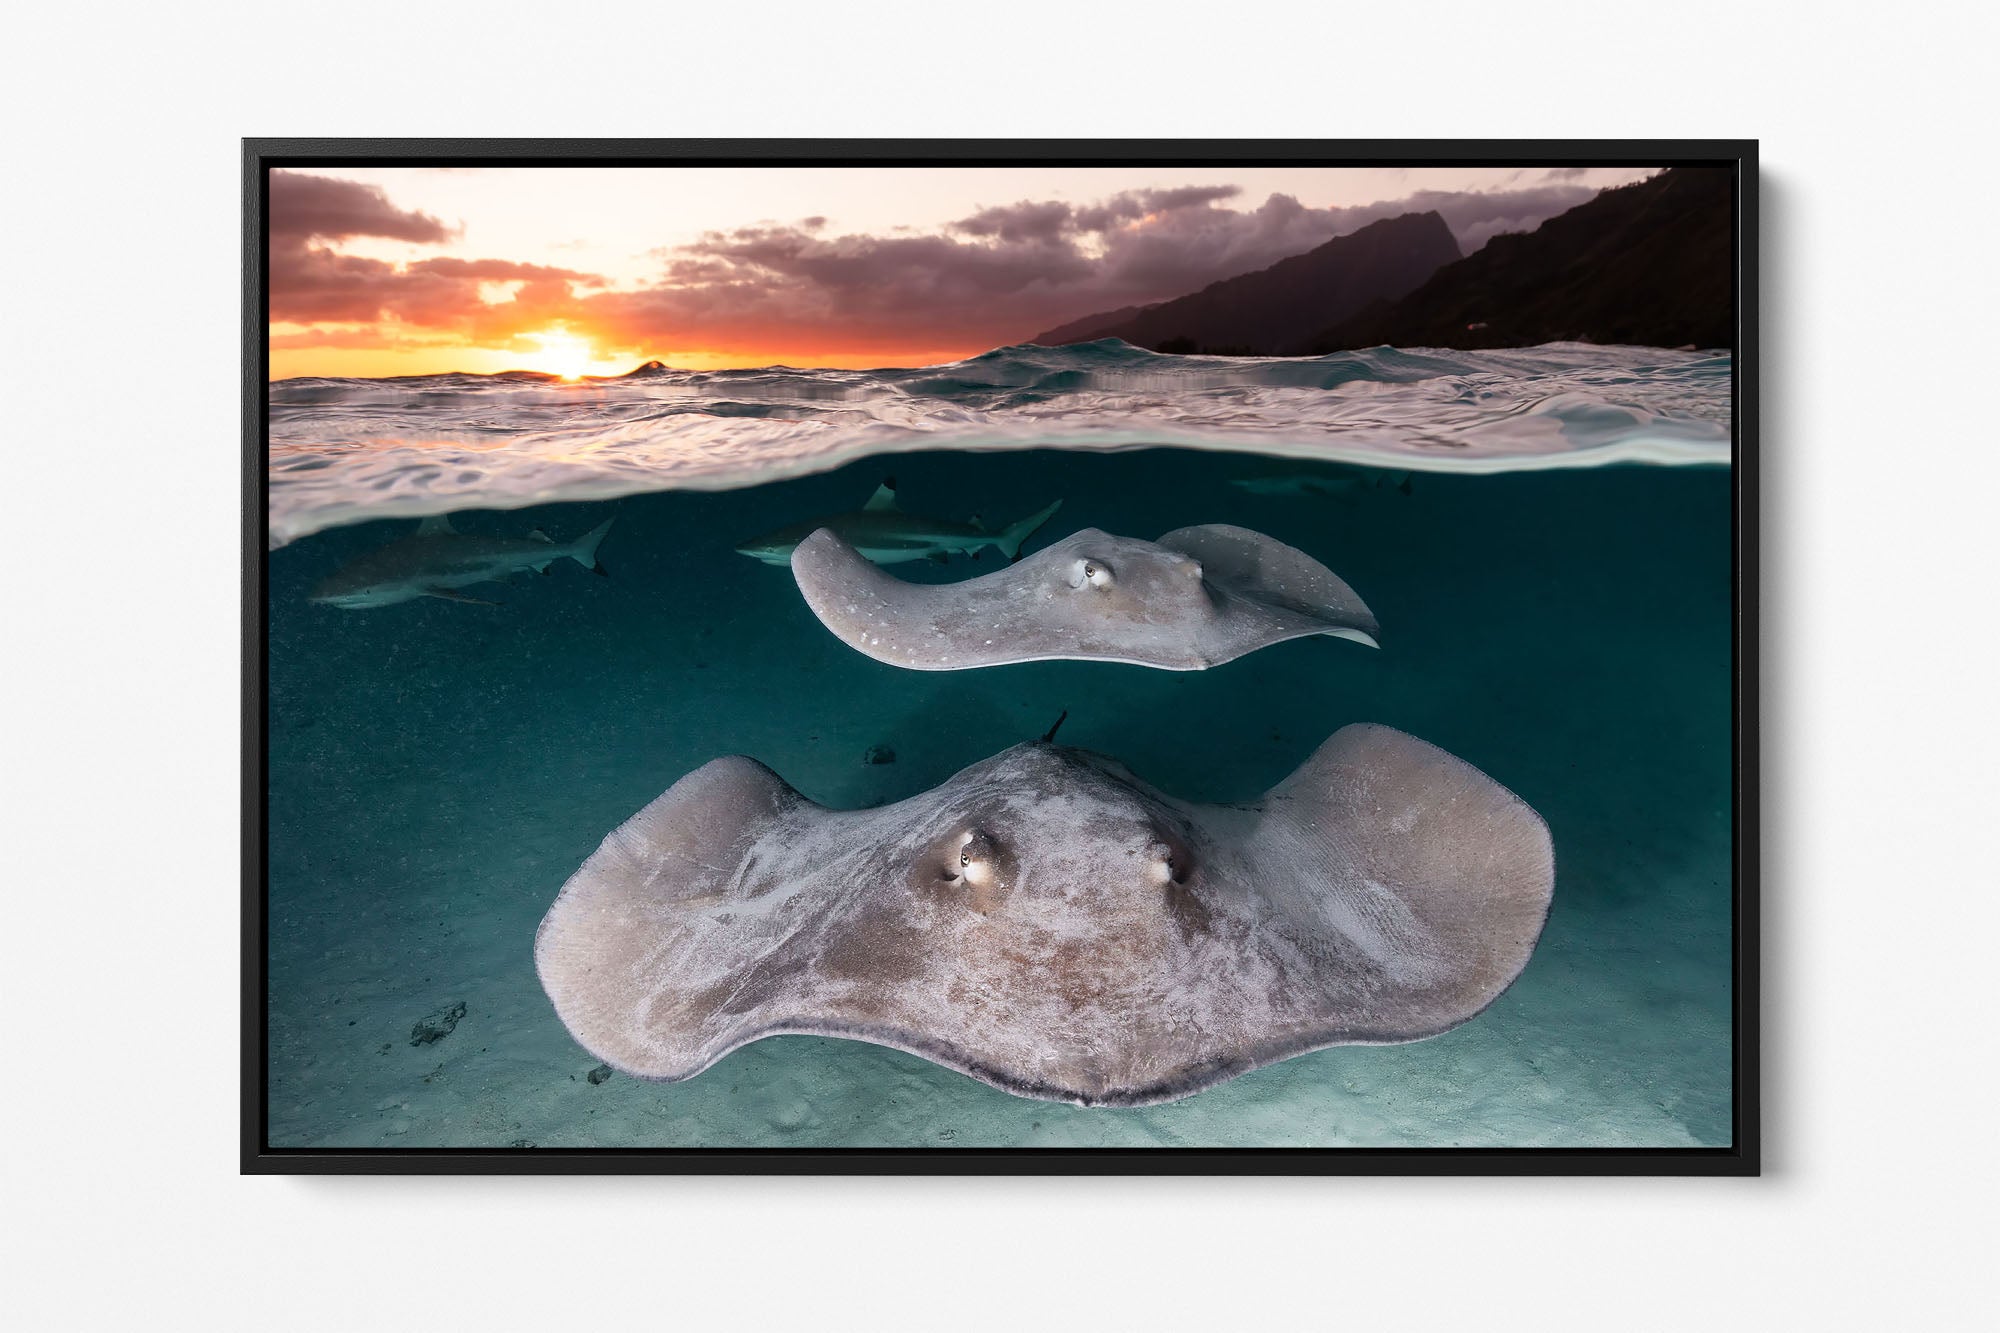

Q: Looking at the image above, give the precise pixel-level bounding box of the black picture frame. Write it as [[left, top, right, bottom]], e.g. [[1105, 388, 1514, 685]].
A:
[[243, 138, 1758, 1175]]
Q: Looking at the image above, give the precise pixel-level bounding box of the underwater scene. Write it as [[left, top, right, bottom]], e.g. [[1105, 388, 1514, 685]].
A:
[[265, 342, 1733, 1150]]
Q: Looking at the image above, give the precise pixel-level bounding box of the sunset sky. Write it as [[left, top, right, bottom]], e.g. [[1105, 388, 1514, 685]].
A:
[[267, 165, 1656, 380]]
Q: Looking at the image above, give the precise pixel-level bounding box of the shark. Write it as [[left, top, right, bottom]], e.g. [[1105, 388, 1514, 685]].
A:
[[309, 514, 614, 609], [734, 478, 1062, 567], [1230, 465, 1413, 499]]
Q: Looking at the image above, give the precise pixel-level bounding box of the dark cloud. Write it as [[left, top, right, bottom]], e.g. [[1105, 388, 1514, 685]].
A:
[[574, 181, 1604, 351], [272, 249, 599, 331], [269, 169, 452, 245], [581, 223, 1100, 352], [952, 199, 1076, 244], [1073, 183, 1241, 228], [268, 172, 602, 332], [951, 186, 1244, 244]]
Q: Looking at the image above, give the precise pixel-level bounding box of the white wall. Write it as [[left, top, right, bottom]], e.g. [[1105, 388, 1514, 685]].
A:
[[5, 3, 1994, 1329]]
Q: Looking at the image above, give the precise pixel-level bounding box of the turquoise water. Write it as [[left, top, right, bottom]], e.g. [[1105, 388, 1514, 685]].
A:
[[265, 420, 1733, 1148]]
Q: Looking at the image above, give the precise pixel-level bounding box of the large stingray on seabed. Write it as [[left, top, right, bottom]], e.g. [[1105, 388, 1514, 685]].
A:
[[789, 522, 1380, 671], [534, 724, 1554, 1107]]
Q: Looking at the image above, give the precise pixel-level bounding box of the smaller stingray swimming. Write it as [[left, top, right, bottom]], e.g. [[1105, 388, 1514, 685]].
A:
[[310, 515, 613, 609], [791, 521, 1378, 670], [534, 724, 1554, 1107], [735, 478, 1061, 566]]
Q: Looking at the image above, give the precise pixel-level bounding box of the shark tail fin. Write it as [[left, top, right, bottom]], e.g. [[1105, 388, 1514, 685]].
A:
[[864, 477, 900, 512], [995, 499, 1063, 562], [568, 517, 615, 574]]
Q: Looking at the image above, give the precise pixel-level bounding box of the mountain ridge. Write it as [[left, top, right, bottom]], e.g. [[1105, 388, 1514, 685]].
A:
[[1304, 167, 1734, 353], [1030, 211, 1462, 355]]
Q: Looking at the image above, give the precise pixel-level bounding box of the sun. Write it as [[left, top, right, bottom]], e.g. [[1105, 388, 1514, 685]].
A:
[[527, 326, 608, 380]]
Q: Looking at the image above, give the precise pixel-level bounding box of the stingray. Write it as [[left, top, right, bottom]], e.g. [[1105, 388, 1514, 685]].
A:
[[534, 724, 1553, 1107], [789, 522, 1380, 671]]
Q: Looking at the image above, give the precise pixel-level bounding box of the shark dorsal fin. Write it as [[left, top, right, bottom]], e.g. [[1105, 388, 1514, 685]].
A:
[[527, 528, 553, 543], [863, 478, 900, 512], [417, 514, 457, 537]]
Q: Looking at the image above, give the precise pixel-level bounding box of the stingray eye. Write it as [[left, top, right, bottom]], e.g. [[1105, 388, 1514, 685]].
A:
[[917, 829, 1012, 905], [1070, 558, 1115, 590], [1147, 835, 1194, 886], [949, 830, 1000, 887]]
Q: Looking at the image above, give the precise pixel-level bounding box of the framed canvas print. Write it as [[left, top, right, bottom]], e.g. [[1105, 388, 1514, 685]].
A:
[[244, 139, 1756, 1174]]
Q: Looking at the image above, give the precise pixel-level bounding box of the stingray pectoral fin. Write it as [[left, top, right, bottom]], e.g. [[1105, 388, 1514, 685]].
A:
[[534, 756, 811, 1079], [1256, 723, 1554, 1039], [1157, 523, 1379, 642], [791, 528, 959, 668]]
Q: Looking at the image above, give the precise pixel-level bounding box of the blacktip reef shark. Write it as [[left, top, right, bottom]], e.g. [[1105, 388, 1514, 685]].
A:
[[734, 478, 1061, 567], [1230, 464, 1413, 499], [310, 514, 614, 609]]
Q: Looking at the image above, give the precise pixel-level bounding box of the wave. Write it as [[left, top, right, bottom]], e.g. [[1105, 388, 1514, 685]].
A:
[[267, 339, 1732, 547]]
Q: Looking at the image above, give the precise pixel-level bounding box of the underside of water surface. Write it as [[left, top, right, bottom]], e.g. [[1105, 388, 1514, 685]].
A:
[[265, 443, 1733, 1149]]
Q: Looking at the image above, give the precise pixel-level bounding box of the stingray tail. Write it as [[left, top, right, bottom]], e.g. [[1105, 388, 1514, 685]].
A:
[[567, 517, 615, 575], [995, 499, 1062, 562]]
